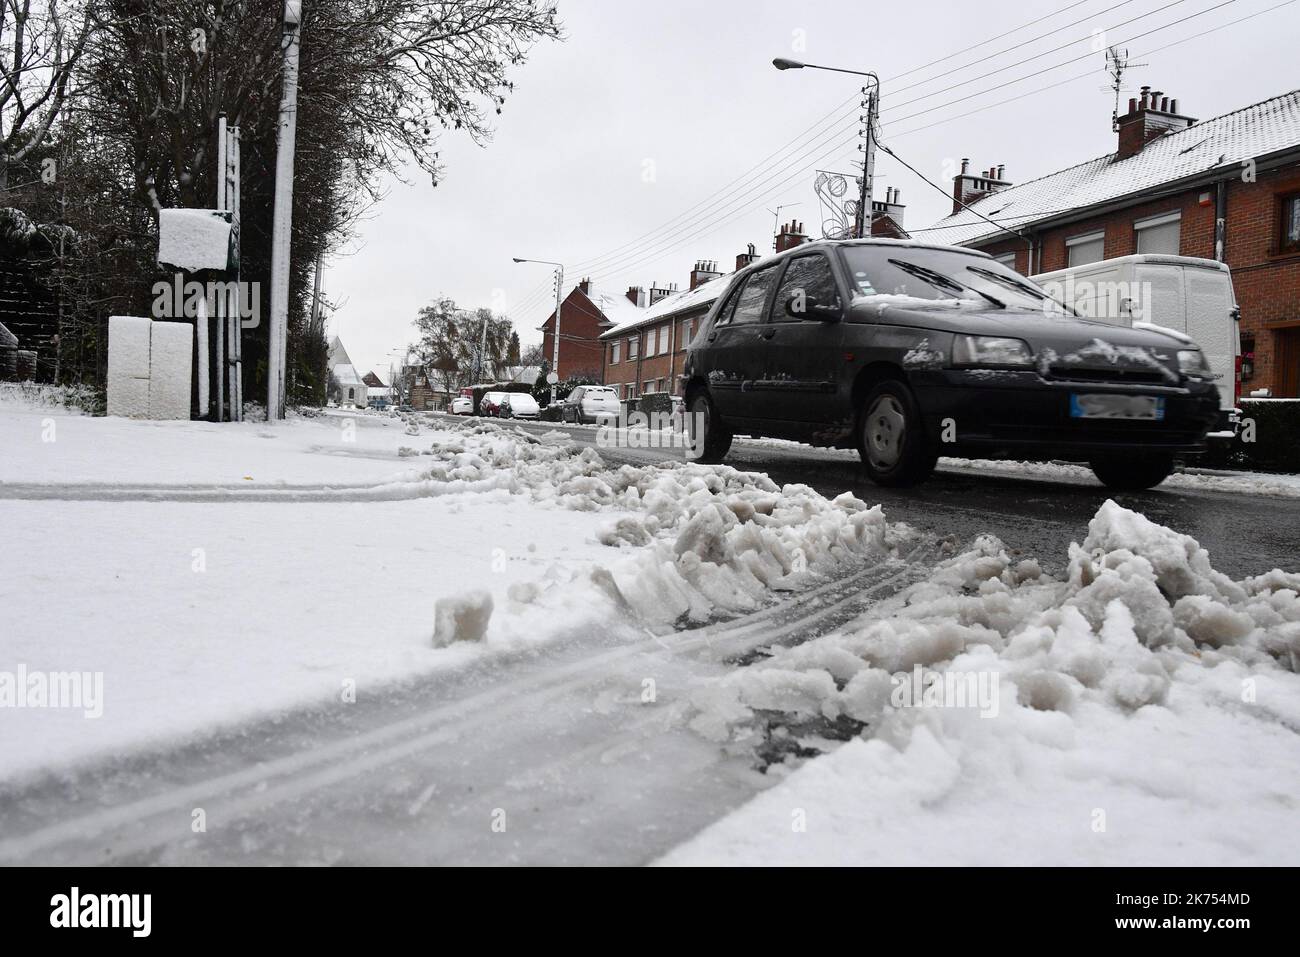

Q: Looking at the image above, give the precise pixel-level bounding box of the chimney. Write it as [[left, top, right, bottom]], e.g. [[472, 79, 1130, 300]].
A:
[[951, 162, 1011, 214], [734, 243, 760, 272], [870, 187, 908, 236], [648, 281, 672, 305], [1116, 85, 1195, 160], [775, 220, 807, 253], [578, 277, 592, 296], [689, 259, 723, 290], [626, 285, 643, 305]]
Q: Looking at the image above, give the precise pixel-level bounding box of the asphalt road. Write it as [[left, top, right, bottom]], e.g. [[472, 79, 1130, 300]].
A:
[[486, 414, 1298, 579]]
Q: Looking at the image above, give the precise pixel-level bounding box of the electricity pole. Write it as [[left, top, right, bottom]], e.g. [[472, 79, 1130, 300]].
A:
[[772, 58, 879, 239], [512, 257, 565, 405], [267, 1, 304, 421]]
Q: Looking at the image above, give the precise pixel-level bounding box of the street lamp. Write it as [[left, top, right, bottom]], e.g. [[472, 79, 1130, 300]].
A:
[[513, 257, 565, 406], [773, 58, 879, 239]]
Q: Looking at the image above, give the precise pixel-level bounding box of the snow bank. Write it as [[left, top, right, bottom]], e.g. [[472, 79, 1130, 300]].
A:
[[403, 421, 907, 626], [664, 500, 1300, 865]]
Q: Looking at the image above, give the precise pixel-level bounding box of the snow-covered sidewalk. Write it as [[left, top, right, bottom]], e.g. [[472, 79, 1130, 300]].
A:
[[0, 405, 906, 781]]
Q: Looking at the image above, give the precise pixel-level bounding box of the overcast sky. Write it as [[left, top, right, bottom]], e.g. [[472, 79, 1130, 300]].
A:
[[327, 0, 1298, 379]]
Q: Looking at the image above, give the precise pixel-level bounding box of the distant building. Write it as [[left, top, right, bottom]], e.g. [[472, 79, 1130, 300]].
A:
[[327, 336, 367, 408]]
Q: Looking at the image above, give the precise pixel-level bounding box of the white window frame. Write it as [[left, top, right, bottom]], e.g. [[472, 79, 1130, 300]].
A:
[[627, 336, 638, 360], [658, 325, 669, 354], [645, 330, 656, 358], [993, 251, 1017, 268], [610, 340, 620, 365]]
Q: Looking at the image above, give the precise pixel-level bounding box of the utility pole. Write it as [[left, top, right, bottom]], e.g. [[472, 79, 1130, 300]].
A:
[[267, 0, 304, 421], [550, 265, 564, 404], [512, 257, 565, 405], [772, 59, 878, 240], [854, 84, 879, 239]]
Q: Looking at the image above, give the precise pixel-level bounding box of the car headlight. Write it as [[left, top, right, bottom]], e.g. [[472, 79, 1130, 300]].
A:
[[952, 335, 1034, 368], [1176, 349, 1212, 376]]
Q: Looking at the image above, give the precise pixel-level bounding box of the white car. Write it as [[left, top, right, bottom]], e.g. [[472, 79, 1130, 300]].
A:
[[562, 385, 621, 424], [500, 392, 540, 419], [450, 396, 473, 415]]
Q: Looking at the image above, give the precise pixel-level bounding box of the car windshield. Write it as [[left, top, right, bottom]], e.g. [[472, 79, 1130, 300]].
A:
[[838, 246, 1072, 313]]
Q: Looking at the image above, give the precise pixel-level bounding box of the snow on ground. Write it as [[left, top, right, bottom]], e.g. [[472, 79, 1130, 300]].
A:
[[0, 406, 908, 781], [660, 500, 1300, 866]]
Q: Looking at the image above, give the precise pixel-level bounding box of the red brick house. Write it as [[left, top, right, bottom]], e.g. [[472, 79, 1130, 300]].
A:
[[920, 86, 1300, 397], [537, 280, 646, 381]]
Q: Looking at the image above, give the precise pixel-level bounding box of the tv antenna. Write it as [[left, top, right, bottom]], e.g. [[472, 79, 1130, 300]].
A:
[[1106, 46, 1147, 132]]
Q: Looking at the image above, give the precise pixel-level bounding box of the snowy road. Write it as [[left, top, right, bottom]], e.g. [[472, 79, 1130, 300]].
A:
[[0, 542, 936, 865], [3, 406, 1296, 866], [482, 414, 1300, 579]]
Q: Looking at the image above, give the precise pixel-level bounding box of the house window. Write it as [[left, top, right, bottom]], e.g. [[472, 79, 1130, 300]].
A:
[[658, 325, 669, 354], [1134, 211, 1181, 255], [644, 380, 654, 395], [1280, 192, 1300, 254], [627, 336, 638, 360], [680, 319, 692, 349], [993, 251, 1017, 269], [610, 341, 620, 364], [645, 331, 656, 357], [1066, 230, 1105, 267]]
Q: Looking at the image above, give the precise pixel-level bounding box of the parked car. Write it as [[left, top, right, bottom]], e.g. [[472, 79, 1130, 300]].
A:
[[500, 392, 540, 419], [479, 391, 508, 417], [1032, 254, 1239, 436], [397, 404, 414, 414], [562, 385, 621, 424], [450, 395, 473, 415], [682, 238, 1220, 490]]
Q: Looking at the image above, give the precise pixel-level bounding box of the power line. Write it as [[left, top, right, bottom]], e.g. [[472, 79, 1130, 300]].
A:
[[576, 1, 1237, 286], [564, 0, 1135, 274]]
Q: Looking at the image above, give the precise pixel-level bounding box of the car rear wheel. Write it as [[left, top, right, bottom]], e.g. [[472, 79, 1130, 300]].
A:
[[1089, 454, 1175, 490], [858, 380, 937, 487], [685, 390, 732, 464]]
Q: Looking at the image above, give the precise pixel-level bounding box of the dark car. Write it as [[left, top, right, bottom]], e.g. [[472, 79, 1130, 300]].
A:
[[682, 239, 1220, 490]]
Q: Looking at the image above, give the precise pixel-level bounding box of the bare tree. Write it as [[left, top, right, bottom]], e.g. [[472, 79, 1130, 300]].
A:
[[0, 0, 95, 188]]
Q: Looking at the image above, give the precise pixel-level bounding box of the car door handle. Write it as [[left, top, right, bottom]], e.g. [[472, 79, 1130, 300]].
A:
[[758, 329, 776, 340]]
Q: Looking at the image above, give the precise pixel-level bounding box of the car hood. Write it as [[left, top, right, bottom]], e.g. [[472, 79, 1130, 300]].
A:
[[858, 301, 1191, 380]]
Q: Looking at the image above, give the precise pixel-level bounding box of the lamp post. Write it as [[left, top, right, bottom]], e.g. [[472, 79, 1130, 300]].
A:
[[267, 0, 304, 421], [513, 257, 564, 405], [773, 58, 879, 239]]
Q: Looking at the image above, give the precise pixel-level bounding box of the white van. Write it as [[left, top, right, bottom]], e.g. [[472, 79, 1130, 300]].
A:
[[1032, 255, 1239, 435]]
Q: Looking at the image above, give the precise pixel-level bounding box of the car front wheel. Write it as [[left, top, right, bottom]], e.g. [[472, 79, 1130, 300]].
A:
[[1089, 454, 1175, 490], [685, 390, 732, 464], [858, 380, 937, 487]]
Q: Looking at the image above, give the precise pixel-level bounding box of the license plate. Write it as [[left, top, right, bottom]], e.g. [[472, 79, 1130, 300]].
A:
[[1069, 394, 1165, 421]]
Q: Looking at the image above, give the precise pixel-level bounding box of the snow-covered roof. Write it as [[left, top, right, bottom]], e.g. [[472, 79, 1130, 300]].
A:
[[332, 363, 363, 386], [919, 89, 1300, 247], [582, 287, 644, 328], [328, 336, 354, 368], [599, 276, 730, 339], [501, 365, 541, 386]]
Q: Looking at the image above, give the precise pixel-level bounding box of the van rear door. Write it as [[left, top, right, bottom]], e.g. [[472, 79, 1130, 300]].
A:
[[1182, 264, 1237, 414]]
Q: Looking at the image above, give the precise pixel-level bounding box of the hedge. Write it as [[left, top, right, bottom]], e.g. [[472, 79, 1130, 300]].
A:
[[1199, 399, 1300, 473]]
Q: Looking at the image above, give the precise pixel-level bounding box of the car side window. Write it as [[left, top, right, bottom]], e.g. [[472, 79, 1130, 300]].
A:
[[728, 265, 779, 325], [773, 254, 840, 322]]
